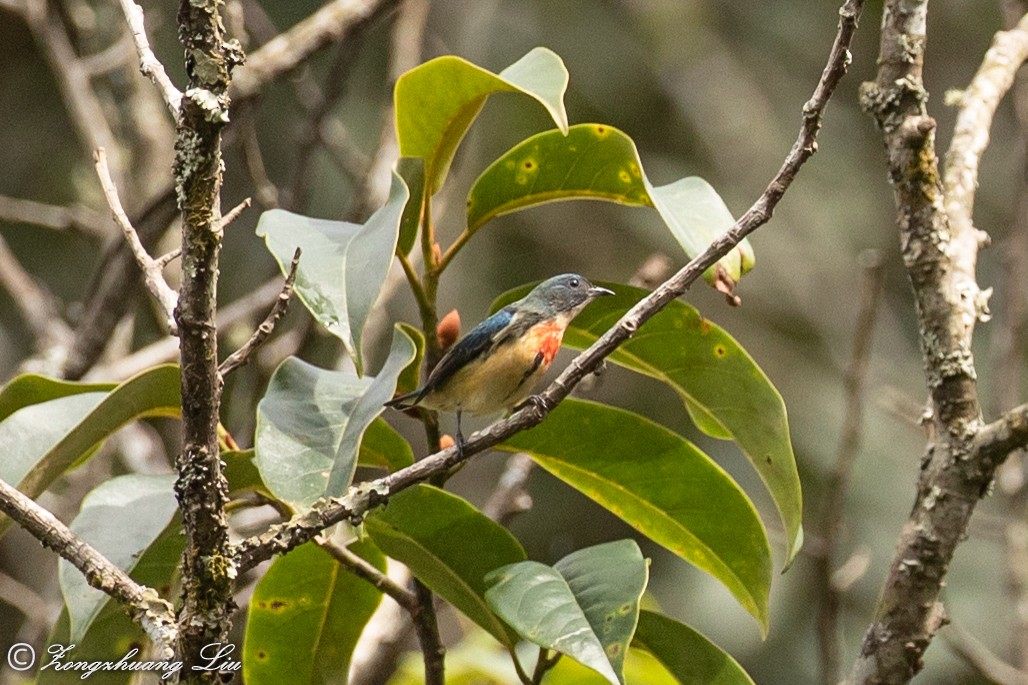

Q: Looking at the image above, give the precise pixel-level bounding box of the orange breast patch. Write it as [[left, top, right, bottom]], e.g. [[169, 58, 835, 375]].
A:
[[524, 321, 564, 365]]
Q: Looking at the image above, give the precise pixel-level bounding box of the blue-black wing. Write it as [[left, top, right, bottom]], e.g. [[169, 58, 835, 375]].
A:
[[385, 306, 529, 408]]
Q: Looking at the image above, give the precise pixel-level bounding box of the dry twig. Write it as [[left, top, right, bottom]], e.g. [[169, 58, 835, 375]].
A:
[[0, 478, 177, 658], [93, 147, 179, 333], [218, 247, 300, 377], [117, 0, 183, 115]]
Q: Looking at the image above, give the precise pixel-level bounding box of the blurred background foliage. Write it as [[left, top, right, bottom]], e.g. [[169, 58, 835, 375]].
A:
[[0, 0, 1023, 683]]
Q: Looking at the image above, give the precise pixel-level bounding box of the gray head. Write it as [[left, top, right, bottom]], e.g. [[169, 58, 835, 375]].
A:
[[520, 273, 614, 316]]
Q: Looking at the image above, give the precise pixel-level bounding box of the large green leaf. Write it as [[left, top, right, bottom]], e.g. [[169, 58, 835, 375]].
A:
[[394, 322, 425, 396], [255, 327, 415, 508], [500, 400, 771, 632], [58, 474, 178, 642], [365, 484, 526, 646], [467, 124, 755, 286], [395, 157, 426, 256], [383, 631, 679, 685], [0, 373, 113, 423], [40, 529, 184, 685], [243, 540, 384, 685], [395, 47, 569, 194], [0, 365, 180, 538], [485, 540, 647, 685], [257, 172, 408, 374], [493, 284, 802, 565], [633, 611, 756, 685]]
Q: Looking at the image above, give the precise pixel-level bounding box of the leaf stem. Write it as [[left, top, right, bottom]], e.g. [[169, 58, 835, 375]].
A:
[[438, 228, 470, 273], [397, 251, 435, 335]]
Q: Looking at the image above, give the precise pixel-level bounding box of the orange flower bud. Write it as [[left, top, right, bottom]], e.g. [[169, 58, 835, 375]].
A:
[[436, 309, 461, 350]]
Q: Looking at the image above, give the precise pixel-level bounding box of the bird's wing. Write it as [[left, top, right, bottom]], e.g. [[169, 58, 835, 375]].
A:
[[421, 306, 523, 394]]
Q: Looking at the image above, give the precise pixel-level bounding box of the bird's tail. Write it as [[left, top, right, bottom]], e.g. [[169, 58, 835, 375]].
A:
[[384, 389, 423, 410]]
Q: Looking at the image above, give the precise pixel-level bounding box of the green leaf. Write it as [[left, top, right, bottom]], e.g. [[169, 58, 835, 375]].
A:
[[41, 529, 183, 685], [58, 474, 179, 643], [0, 365, 181, 538], [500, 400, 771, 632], [493, 283, 803, 565], [243, 540, 384, 685], [224, 448, 265, 493], [395, 157, 426, 256], [395, 47, 569, 195], [0, 373, 113, 423], [633, 611, 756, 685], [257, 172, 409, 374], [395, 322, 425, 396], [365, 484, 526, 646], [467, 124, 755, 287], [255, 327, 416, 508], [547, 647, 682, 685], [358, 418, 414, 471], [485, 540, 647, 685]]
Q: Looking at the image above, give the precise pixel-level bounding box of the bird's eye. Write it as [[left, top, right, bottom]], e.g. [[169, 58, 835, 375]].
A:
[[569, 278, 580, 288]]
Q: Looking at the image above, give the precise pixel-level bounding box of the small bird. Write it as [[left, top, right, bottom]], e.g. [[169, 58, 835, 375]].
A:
[[385, 273, 614, 449]]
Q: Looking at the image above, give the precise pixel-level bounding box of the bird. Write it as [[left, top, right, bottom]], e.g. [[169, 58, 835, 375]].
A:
[[385, 273, 614, 450]]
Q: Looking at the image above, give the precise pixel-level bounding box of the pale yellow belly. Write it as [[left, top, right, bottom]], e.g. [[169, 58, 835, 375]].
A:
[[419, 339, 549, 415]]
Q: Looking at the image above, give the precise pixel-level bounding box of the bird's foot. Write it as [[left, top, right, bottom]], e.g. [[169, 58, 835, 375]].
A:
[[454, 428, 466, 459], [514, 394, 552, 415]]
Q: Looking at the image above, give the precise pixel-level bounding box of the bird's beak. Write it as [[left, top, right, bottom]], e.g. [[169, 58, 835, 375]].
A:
[[589, 286, 615, 298]]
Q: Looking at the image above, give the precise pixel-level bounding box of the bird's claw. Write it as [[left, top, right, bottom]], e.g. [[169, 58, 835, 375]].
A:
[[514, 394, 552, 414]]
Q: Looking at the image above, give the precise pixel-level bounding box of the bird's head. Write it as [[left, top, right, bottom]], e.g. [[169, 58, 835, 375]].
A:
[[519, 273, 614, 320]]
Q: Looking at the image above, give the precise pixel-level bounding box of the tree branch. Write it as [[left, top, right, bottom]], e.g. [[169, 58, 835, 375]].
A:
[[94, 147, 179, 333], [230, 0, 399, 102], [316, 539, 417, 611], [117, 0, 183, 115], [944, 618, 1028, 685], [172, 0, 243, 677], [0, 478, 177, 659], [231, 0, 865, 573], [848, 5, 1028, 684]]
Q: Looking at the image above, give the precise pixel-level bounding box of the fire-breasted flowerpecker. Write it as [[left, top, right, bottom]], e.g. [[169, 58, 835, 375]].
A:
[[385, 273, 614, 447]]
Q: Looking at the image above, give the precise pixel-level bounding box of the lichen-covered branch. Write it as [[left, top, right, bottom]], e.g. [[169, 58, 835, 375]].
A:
[[232, 0, 865, 573], [172, 0, 243, 678], [848, 4, 1028, 683], [0, 478, 177, 659]]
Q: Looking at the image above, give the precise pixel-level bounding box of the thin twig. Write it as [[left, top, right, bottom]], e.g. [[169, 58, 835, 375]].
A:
[[86, 274, 288, 381], [232, 0, 865, 573], [0, 478, 177, 658], [116, 0, 183, 115], [944, 11, 1028, 273], [93, 147, 179, 333], [816, 250, 885, 685], [21, 0, 125, 188], [0, 231, 73, 350], [0, 194, 108, 238], [944, 618, 1028, 685], [219, 247, 300, 376], [56, 186, 179, 380], [317, 538, 417, 611], [483, 453, 535, 525], [411, 579, 445, 685], [0, 570, 55, 623], [231, 0, 400, 101], [223, 196, 253, 227]]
